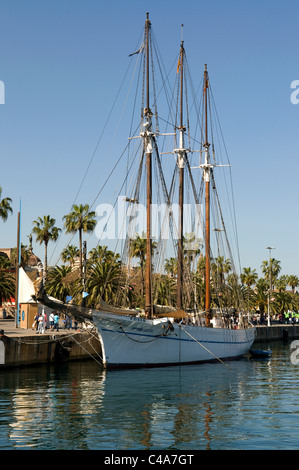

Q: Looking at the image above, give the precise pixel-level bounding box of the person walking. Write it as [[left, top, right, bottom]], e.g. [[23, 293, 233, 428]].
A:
[[33, 313, 39, 331], [37, 314, 43, 334], [36, 310, 46, 334], [53, 313, 59, 331], [49, 311, 55, 330]]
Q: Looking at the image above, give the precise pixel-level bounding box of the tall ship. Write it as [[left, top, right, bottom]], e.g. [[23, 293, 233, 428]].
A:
[[35, 13, 256, 367]]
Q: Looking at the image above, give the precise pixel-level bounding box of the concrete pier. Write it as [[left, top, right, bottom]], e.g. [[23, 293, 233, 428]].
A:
[[0, 319, 103, 368], [254, 324, 299, 342]]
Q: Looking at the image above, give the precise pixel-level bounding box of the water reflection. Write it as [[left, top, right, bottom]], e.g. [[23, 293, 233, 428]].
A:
[[1, 341, 299, 450]]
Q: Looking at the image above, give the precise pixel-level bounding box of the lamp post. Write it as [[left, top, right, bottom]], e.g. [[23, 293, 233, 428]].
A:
[[266, 246, 275, 326]]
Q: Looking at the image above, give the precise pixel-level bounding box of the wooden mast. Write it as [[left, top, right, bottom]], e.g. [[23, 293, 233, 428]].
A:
[[144, 12, 153, 318], [203, 64, 211, 327], [176, 34, 185, 309]]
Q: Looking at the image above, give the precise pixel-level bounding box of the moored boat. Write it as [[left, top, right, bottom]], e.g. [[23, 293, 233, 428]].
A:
[[34, 12, 256, 368]]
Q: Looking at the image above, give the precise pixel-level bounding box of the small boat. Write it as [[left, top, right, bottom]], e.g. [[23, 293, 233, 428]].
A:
[[249, 349, 272, 358]]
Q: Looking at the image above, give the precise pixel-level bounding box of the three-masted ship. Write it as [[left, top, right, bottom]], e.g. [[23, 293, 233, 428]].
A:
[[35, 13, 256, 368]]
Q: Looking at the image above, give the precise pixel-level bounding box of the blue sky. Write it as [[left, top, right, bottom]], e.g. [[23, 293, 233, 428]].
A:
[[0, 0, 299, 278]]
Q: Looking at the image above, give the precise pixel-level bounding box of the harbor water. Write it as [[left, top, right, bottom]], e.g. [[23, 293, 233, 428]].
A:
[[1, 339, 299, 451]]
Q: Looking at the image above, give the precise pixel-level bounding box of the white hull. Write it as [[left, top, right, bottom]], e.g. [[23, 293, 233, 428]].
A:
[[92, 311, 256, 368]]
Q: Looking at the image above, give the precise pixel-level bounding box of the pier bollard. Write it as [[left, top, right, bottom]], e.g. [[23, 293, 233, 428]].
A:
[[283, 328, 289, 341]]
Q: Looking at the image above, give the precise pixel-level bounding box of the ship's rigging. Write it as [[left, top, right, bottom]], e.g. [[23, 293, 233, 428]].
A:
[[48, 14, 245, 319]]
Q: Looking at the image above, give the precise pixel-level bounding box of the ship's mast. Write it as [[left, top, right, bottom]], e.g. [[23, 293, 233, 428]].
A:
[[199, 66, 230, 325], [203, 65, 211, 326], [144, 12, 153, 318], [174, 31, 186, 309]]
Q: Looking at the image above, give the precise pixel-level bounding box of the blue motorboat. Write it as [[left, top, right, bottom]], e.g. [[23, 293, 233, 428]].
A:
[[249, 349, 272, 358]]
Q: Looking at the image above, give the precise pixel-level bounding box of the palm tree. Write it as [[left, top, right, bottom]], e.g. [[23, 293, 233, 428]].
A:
[[240, 267, 258, 288], [129, 234, 147, 295], [253, 278, 268, 315], [88, 245, 116, 264], [288, 275, 299, 294], [86, 259, 120, 306], [261, 258, 281, 286], [61, 245, 80, 268], [211, 256, 232, 288], [32, 215, 61, 278], [154, 275, 176, 306], [63, 204, 96, 278], [0, 186, 13, 221], [0, 255, 11, 270], [273, 290, 293, 317], [0, 267, 15, 304], [164, 257, 177, 277], [45, 265, 72, 301], [183, 233, 202, 269], [129, 232, 157, 296], [275, 276, 288, 293], [10, 244, 31, 269], [226, 273, 247, 310]]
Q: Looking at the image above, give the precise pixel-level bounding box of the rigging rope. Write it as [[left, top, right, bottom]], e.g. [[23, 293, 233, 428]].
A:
[[180, 325, 229, 367]]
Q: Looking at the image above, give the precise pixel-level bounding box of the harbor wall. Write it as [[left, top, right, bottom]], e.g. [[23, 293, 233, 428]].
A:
[[0, 331, 102, 368], [254, 324, 299, 343]]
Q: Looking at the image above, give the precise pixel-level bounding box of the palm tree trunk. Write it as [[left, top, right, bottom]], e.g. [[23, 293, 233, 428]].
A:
[[44, 242, 48, 281]]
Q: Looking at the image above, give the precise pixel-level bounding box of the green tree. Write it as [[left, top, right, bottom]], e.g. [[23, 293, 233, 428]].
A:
[[273, 291, 293, 316], [86, 259, 121, 305], [129, 233, 157, 296], [0, 268, 15, 304], [154, 275, 176, 306], [10, 244, 31, 269], [32, 215, 61, 278], [63, 204, 96, 278], [261, 258, 281, 286], [61, 245, 80, 268], [164, 257, 178, 277], [253, 278, 268, 315], [45, 265, 72, 301], [0, 255, 11, 270], [275, 276, 288, 293], [240, 267, 258, 287], [88, 245, 116, 264], [287, 275, 299, 294], [183, 233, 202, 269], [0, 187, 13, 221], [226, 273, 247, 310], [211, 256, 232, 289]]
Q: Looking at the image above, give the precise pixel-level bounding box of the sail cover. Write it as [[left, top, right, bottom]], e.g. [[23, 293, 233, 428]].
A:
[[19, 267, 36, 303]]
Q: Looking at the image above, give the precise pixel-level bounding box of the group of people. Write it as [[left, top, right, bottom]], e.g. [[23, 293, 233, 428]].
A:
[[33, 311, 60, 334], [33, 311, 78, 334]]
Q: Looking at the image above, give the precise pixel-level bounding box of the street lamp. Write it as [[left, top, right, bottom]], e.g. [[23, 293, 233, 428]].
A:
[[266, 246, 275, 326]]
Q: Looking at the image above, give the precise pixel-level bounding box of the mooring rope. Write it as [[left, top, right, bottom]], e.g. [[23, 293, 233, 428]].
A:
[[180, 325, 229, 367], [8, 329, 104, 366], [70, 333, 103, 365]]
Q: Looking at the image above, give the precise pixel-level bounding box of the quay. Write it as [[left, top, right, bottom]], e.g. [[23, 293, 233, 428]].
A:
[[0, 319, 103, 368], [254, 323, 299, 342]]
